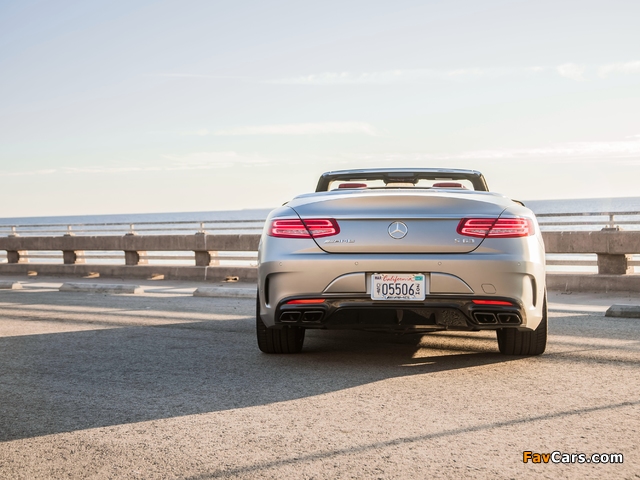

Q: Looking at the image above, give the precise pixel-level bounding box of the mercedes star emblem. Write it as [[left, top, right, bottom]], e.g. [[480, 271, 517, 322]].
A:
[[388, 221, 408, 239]]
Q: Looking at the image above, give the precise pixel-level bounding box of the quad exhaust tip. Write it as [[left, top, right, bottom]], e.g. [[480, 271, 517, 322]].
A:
[[279, 311, 301, 322], [301, 311, 324, 322], [497, 313, 521, 324], [473, 311, 521, 325], [279, 310, 325, 323], [474, 312, 498, 324]]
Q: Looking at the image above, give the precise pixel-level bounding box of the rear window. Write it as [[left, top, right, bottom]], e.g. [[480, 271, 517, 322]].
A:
[[328, 178, 475, 190]]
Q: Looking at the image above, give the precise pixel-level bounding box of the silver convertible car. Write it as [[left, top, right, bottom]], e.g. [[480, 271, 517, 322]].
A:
[[257, 168, 547, 356]]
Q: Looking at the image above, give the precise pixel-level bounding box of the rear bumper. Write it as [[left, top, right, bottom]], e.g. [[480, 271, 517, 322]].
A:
[[273, 295, 526, 332], [258, 246, 546, 331]]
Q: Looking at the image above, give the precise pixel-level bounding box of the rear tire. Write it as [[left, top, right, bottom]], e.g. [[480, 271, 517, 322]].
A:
[[496, 294, 547, 356], [256, 291, 305, 354]]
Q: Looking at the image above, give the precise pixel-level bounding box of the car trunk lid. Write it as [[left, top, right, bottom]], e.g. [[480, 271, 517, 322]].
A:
[[288, 190, 509, 254]]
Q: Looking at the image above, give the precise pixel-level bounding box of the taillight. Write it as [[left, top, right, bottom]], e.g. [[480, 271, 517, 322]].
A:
[[457, 217, 534, 238], [269, 218, 340, 238]]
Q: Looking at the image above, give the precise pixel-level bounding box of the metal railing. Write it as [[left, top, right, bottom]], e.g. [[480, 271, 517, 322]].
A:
[[0, 219, 266, 237]]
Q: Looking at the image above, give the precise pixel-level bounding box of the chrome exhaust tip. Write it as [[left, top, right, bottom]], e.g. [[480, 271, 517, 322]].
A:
[[497, 313, 521, 325], [279, 311, 301, 322], [301, 310, 324, 322], [474, 312, 498, 324]]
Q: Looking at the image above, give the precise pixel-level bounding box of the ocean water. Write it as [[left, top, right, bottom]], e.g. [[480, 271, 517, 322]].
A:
[[0, 208, 274, 227]]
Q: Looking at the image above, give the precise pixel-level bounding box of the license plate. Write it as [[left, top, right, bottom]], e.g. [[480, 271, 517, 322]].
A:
[[371, 274, 426, 301]]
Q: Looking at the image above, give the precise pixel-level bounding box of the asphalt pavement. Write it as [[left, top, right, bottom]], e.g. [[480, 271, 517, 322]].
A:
[[0, 277, 638, 479]]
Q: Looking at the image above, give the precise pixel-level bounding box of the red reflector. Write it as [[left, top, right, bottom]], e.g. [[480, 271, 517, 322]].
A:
[[286, 299, 325, 304], [338, 183, 367, 188], [457, 217, 534, 238], [269, 218, 340, 238], [472, 300, 515, 306]]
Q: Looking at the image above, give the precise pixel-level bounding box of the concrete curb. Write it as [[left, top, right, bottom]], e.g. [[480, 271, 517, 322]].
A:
[[59, 283, 144, 294], [0, 281, 22, 290], [193, 286, 255, 299], [0, 264, 258, 283], [605, 304, 640, 319]]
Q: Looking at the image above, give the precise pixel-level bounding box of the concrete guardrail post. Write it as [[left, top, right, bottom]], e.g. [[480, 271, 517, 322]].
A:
[[62, 230, 85, 265], [194, 251, 220, 266], [124, 251, 148, 266], [595, 226, 632, 275], [194, 232, 220, 266], [123, 231, 148, 266], [62, 250, 86, 265], [597, 254, 632, 275], [6, 250, 29, 264]]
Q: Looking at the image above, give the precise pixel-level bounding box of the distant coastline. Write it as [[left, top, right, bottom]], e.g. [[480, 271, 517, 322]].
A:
[[1, 197, 640, 225]]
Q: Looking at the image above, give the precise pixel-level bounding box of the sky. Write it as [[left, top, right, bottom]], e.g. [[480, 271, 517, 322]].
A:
[[1, 0, 639, 217]]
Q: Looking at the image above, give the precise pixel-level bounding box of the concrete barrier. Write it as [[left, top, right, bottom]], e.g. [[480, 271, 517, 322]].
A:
[[0, 264, 258, 282], [60, 283, 144, 294], [193, 286, 256, 299], [544, 231, 640, 274], [0, 281, 22, 290], [546, 273, 640, 293], [0, 234, 260, 253], [0, 233, 260, 281], [1, 231, 639, 292], [605, 304, 640, 318]]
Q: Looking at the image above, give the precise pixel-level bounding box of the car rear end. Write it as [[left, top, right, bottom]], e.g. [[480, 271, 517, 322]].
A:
[[257, 188, 546, 354]]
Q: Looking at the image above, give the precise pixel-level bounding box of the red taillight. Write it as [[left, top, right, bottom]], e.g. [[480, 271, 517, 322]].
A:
[[286, 299, 325, 304], [472, 299, 515, 306], [270, 219, 310, 238], [457, 217, 534, 238], [269, 218, 340, 238]]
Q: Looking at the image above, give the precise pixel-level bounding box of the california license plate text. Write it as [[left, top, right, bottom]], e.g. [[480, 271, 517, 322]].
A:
[[371, 274, 426, 301]]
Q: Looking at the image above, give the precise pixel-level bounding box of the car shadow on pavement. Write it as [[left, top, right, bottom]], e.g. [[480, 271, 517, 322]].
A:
[[0, 295, 520, 441]]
